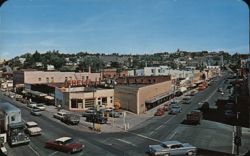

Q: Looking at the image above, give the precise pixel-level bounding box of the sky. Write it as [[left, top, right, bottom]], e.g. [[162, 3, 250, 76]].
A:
[[0, 0, 249, 59]]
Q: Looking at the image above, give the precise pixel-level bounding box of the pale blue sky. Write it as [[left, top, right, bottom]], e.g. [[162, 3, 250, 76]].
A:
[[0, 0, 249, 59]]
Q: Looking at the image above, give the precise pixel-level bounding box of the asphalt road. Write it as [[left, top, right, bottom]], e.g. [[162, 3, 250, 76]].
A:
[[1, 75, 231, 156]]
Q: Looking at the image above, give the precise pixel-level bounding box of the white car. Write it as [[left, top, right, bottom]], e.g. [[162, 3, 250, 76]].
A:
[[147, 141, 197, 156], [35, 103, 46, 110], [53, 111, 68, 120], [27, 102, 37, 108], [25, 121, 42, 136]]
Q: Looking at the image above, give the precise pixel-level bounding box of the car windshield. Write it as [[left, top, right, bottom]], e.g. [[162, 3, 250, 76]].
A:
[[160, 144, 168, 148]]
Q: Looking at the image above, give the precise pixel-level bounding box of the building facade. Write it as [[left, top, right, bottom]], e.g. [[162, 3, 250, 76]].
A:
[[13, 70, 101, 88], [114, 80, 172, 114], [55, 87, 114, 111]]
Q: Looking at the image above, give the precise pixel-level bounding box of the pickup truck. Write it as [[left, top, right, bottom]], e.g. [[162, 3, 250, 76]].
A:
[[53, 111, 68, 120], [25, 121, 42, 136], [186, 110, 203, 124], [147, 140, 197, 156]]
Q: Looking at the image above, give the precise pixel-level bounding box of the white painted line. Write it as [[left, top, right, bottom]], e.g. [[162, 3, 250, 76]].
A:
[[168, 132, 177, 139], [48, 151, 58, 156], [28, 145, 40, 156], [154, 115, 176, 131], [127, 132, 161, 143], [164, 115, 175, 124], [155, 125, 163, 130], [116, 138, 137, 147], [149, 131, 155, 136]]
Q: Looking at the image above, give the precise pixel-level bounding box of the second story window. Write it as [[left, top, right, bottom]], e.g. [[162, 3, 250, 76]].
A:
[[38, 78, 41, 81]]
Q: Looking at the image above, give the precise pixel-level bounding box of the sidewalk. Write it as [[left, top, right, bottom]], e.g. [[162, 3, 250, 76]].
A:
[[44, 89, 193, 133]]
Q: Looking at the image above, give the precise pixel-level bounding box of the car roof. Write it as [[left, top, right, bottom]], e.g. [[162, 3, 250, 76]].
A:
[[162, 141, 181, 146], [26, 121, 38, 126], [56, 137, 72, 142]]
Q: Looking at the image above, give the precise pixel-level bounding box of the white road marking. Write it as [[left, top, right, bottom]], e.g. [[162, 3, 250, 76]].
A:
[[48, 151, 58, 156], [116, 138, 137, 147], [155, 125, 163, 130], [127, 132, 161, 143], [168, 132, 177, 139], [28, 145, 40, 156]]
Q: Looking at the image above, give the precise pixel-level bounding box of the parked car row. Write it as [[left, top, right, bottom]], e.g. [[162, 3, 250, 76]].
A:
[[154, 101, 182, 116], [53, 111, 81, 125]]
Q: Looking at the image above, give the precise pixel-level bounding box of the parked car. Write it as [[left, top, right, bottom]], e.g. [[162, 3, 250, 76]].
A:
[[30, 108, 42, 116], [61, 114, 80, 125], [53, 111, 68, 120], [181, 96, 191, 104], [147, 140, 197, 156], [86, 114, 108, 124], [169, 104, 182, 115], [163, 104, 169, 111], [45, 137, 84, 153], [109, 110, 122, 118], [154, 108, 165, 116], [27, 102, 37, 108], [82, 111, 94, 118], [25, 121, 42, 136], [35, 103, 46, 111]]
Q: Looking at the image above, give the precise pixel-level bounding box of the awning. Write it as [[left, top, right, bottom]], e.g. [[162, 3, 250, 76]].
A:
[[145, 92, 173, 104], [25, 89, 47, 97], [45, 95, 54, 100]]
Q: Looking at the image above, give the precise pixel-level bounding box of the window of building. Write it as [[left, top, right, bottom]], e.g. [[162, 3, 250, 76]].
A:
[[46, 77, 49, 83], [82, 76, 85, 80], [71, 99, 82, 109], [151, 69, 154, 73], [38, 78, 41, 81], [85, 98, 95, 108], [141, 79, 143, 83], [102, 97, 107, 105], [51, 77, 54, 82], [86, 76, 89, 80], [69, 76, 72, 80], [153, 79, 156, 83], [65, 77, 68, 81], [110, 96, 113, 99], [71, 99, 78, 108], [11, 116, 15, 121], [110, 100, 113, 103]]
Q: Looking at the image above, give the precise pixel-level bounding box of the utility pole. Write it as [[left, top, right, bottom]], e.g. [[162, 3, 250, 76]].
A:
[[92, 88, 96, 131]]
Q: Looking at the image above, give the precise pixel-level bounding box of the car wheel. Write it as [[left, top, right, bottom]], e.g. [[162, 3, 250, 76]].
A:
[[187, 151, 194, 156]]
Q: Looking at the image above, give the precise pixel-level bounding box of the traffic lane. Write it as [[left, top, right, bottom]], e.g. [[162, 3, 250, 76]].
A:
[[1, 97, 129, 156], [150, 82, 222, 141], [21, 107, 127, 156]]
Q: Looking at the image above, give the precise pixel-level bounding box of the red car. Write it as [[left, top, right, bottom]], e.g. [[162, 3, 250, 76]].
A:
[[154, 108, 165, 116], [45, 137, 84, 154]]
